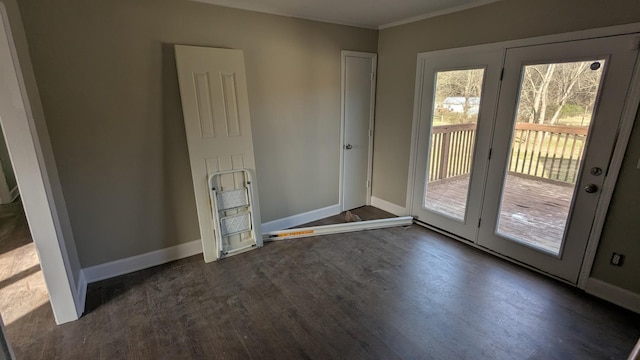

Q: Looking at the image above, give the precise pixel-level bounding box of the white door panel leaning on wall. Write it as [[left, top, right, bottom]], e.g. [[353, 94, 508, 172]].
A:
[[175, 45, 262, 263]]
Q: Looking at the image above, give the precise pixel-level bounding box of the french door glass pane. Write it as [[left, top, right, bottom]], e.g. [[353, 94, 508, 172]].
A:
[[496, 60, 605, 254], [424, 69, 484, 220]]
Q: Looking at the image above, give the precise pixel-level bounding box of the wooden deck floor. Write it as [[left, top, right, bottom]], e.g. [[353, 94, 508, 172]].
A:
[[426, 174, 574, 253]]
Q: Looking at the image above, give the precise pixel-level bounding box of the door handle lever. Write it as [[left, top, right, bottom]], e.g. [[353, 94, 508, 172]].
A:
[[345, 144, 353, 150]]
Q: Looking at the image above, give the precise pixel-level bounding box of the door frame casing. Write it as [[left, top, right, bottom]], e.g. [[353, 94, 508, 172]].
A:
[[340, 50, 377, 211], [406, 22, 640, 289], [0, 2, 84, 323]]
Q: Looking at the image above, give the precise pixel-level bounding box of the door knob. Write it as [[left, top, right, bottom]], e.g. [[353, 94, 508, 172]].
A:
[[584, 184, 598, 193], [345, 144, 353, 150], [590, 167, 603, 176]]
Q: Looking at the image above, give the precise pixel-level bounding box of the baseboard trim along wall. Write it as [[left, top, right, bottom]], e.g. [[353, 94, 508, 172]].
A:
[[75, 270, 87, 316], [82, 239, 204, 283], [261, 204, 342, 233], [370, 196, 408, 216], [82, 204, 344, 283], [585, 277, 640, 314]]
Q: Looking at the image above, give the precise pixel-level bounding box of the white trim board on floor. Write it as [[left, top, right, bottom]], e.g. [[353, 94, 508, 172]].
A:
[[263, 216, 414, 241], [585, 278, 640, 314]]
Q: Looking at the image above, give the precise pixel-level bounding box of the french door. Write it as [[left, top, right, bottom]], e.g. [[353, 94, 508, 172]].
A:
[[411, 34, 639, 283], [411, 48, 503, 240]]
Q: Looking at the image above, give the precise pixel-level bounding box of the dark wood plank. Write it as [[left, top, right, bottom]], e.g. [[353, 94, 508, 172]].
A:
[[253, 242, 403, 359]]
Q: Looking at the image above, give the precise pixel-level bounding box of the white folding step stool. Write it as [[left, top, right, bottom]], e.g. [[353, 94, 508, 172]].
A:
[[208, 169, 262, 260]]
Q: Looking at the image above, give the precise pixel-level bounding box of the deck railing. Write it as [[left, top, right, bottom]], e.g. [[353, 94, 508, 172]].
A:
[[429, 123, 588, 184], [429, 124, 476, 181]]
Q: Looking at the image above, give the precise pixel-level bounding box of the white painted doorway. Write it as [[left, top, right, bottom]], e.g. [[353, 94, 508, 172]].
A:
[[0, 3, 83, 324], [340, 51, 376, 211]]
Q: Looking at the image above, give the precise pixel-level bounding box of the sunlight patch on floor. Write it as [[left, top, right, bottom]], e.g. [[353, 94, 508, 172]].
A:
[[0, 241, 49, 326], [0, 270, 49, 325]]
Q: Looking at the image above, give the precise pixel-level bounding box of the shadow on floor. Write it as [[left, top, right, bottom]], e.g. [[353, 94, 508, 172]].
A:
[[0, 264, 40, 291]]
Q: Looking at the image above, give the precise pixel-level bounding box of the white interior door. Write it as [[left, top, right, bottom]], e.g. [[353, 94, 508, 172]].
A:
[[478, 35, 639, 283], [175, 45, 261, 263], [410, 48, 502, 240], [341, 51, 376, 211]]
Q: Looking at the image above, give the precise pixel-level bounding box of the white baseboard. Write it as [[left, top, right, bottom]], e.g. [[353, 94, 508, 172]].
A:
[[261, 204, 341, 233], [75, 270, 87, 316], [370, 196, 408, 216], [81, 205, 344, 284], [585, 277, 640, 314], [9, 185, 18, 202], [82, 239, 203, 283]]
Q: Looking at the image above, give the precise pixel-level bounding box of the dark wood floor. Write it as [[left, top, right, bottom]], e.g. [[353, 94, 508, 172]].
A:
[[4, 207, 640, 359]]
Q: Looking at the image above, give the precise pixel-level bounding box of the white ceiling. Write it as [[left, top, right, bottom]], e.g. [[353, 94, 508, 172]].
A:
[[194, 0, 502, 29]]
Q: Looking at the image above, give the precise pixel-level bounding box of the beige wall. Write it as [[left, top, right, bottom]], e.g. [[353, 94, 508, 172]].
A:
[[590, 111, 640, 293], [375, 0, 640, 293], [2, 0, 83, 282], [18, 0, 377, 267]]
